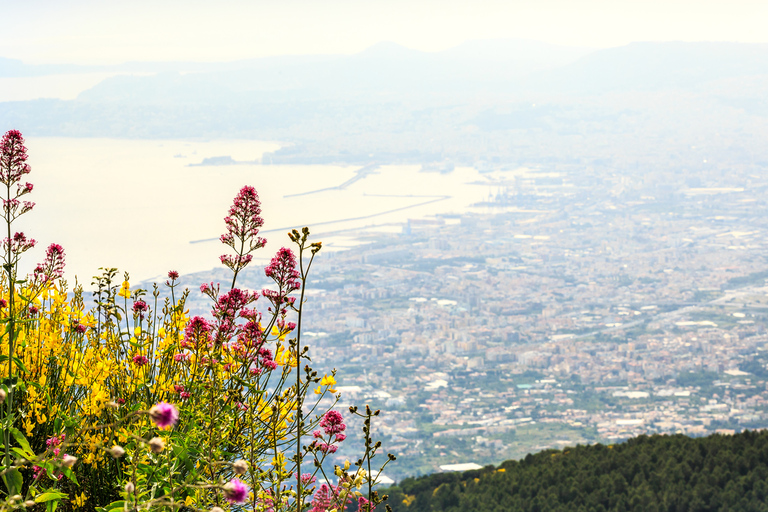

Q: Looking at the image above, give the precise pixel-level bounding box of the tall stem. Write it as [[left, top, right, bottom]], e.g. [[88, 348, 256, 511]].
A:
[[296, 244, 305, 512], [3, 179, 15, 494]]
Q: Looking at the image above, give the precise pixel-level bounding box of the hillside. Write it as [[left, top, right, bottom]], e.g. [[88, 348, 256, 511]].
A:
[[385, 431, 768, 512]]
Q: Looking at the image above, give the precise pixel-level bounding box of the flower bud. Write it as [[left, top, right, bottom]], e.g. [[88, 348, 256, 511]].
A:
[[233, 459, 248, 475], [125, 482, 135, 493], [148, 437, 165, 454], [111, 445, 126, 458], [0, 389, 6, 404], [23, 501, 36, 508], [62, 454, 77, 468], [211, 508, 225, 512]]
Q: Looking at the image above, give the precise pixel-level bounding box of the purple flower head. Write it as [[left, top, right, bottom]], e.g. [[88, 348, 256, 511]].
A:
[[149, 402, 179, 429], [167, 270, 179, 280], [132, 355, 149, 367], [0, 130, 31, 186], [223, 478, 249, 504]]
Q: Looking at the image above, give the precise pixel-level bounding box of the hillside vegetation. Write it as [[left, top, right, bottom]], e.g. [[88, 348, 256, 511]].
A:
[[386, 431, 768, 512]]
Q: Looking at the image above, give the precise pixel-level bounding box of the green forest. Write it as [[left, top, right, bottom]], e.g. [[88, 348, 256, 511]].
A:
[[385, 431, 768, 512]]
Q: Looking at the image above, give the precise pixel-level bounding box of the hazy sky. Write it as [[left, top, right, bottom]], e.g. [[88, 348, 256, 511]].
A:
[[2, 0, 768, 64]]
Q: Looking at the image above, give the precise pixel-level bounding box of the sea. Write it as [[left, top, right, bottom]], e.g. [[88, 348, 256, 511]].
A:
[[17, 137, 533, 285]]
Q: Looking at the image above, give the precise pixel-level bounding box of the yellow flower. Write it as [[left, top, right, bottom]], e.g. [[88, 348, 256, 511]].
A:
[[117, 281, 131, 299], [272, 451, 285, 469], [73, 493, 87, 509]]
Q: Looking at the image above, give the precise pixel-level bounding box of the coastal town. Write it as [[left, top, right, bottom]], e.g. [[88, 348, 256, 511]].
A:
[[178, 158, 768, 481]]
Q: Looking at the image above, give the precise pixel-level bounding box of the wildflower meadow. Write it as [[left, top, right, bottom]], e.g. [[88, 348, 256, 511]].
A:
[[0, 130, 395, 512]]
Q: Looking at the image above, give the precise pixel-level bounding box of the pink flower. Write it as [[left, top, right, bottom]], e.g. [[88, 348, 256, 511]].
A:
[[167, 270, 179, 280], [358, 496, 372, 512], [0, 130, 31, 186], [149, 402, 179, 429], [132, 299, 148, 319], [310, 484, 333, 512], [265, 247, 301, 292], [223, 478, 249, 504], [33, 243, 65, 282], [320, 410, 346, 436], [317, 443, 337, 454], [132, 355, 149, 367], [296, 472, 317, 485], [184, 316, 212, 346], [220, 186, 266, 273]]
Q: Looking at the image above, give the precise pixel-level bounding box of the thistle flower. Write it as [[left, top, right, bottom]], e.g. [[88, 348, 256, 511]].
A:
[[149, 402, 179, 429], [223, 478, 249, 504]]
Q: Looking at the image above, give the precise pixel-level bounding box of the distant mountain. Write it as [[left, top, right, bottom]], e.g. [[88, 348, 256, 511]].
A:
[[386, 430, 768, 512], [3, 40, 768, 164], [527, 41, 768, 94]]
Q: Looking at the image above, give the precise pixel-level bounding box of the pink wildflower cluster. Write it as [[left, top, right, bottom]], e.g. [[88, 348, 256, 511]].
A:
[[33, 243, 66, 283], [262, 247, 301, 309], [4, 231, 35, 259], [309, 483, 353, 512], [33, 434, 73, 481], [220, 186, 266, 273], [132, 355, 149, 367], [182, 316, 213, 348], [132, 299, 148, 319], [0, 130, 31, 186], [311, 410, 347, 454], [320, 410, 346, 435]]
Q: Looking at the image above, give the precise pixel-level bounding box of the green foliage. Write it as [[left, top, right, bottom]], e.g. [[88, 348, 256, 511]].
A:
[[388, 430, 768, 512]]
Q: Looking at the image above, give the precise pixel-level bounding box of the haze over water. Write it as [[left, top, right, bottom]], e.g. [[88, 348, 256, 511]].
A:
[[21, 137, 515, 284]]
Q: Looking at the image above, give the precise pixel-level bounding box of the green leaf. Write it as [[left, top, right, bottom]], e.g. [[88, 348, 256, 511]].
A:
[[35, 492, 66, 503], [11, 447, 32, 460], [11, 427, 33, 455], [98, 501, 126, 512], [46, 499, 58, 512], [62, 467, 79, 485], [12, 357, 28, 373], [2, 467, 22, 495]]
